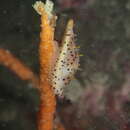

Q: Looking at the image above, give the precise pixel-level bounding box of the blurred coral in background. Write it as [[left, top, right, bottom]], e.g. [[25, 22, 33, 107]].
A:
[[57, 0, 87, 9]]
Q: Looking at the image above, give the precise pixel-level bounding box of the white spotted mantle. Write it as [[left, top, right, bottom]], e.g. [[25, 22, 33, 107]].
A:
[[51, 20, 79, 97]]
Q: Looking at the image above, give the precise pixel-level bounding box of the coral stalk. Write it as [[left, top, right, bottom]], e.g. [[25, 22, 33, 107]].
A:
[[0, 48, 38, 87], [34, 0, 79, 129], [33, 1, 57, 130]]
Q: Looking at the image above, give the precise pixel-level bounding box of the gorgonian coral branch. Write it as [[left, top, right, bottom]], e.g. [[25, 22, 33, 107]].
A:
[[0, 48, 39, 87], [33, 0, 79, 129], [33, 1, 57, 130]]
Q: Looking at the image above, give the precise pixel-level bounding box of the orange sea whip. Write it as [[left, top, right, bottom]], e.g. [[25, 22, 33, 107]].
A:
[[33, 0, 79, 129], [0, 48, 38, 87], [33, 1, 58, 130], [51, 19, 80, 97], [0, 0, 79, 129]]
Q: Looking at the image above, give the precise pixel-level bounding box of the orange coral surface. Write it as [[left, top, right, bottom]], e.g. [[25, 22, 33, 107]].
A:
[[38, 5, 57, 130], [0, 48, 38, 87]]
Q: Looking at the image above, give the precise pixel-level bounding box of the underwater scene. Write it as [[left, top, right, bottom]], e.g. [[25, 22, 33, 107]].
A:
[[0, 0, 130, 130]]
